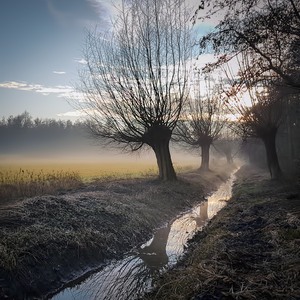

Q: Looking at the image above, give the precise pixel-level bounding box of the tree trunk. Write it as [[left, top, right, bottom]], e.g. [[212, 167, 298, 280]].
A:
[[200, 142, 211, 171], [144, 124, 177, 181], [225, 152, 234, 164], [262, 129, 283, 180], [152, 140, 177, 181], [222, 143, 234, 164]]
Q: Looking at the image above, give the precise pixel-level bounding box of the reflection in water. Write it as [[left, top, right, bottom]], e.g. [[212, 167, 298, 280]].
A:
[[138, 224, 171, 270], [207, 171, 236, 219], [51, 171, 236, 300]]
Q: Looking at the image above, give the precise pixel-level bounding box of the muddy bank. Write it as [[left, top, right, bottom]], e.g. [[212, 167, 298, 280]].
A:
[[144, 165, 300, 299], [0, 164, 234, 299]]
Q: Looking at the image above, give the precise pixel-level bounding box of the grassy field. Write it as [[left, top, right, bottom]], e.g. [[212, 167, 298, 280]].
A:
[[0, 167, 83, 205], [0, 162, 197, 181], [0, 158, 198, 204], [0, 162, 158, 181]]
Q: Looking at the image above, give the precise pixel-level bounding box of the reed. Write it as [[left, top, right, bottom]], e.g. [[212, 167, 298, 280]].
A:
[[0, 162, 196, 204], [0, 168, 83, 204]]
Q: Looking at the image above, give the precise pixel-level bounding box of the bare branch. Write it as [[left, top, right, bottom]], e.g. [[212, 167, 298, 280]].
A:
[[76, 0, 193, 180]]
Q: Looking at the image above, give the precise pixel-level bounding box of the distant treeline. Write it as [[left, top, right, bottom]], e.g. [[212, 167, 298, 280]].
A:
[[0, 111, 85, 131], [0, 112, 96, 155], [1, 110, 300, 175]]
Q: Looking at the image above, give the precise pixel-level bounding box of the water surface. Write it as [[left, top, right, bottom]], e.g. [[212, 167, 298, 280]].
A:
[[52, 171, 236, 300]]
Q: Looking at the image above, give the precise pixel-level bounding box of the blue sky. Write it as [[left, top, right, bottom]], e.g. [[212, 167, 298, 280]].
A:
[[0, 0, 214, 120], [0, 0, 113, 120]]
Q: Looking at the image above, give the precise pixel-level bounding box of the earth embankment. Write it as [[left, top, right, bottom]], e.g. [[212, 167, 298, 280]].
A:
[[144, 165, 300, 299]]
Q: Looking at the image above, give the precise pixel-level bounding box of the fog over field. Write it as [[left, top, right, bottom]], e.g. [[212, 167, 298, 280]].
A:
[[0, 131, 203, 181], [0, 150, 201, 171]]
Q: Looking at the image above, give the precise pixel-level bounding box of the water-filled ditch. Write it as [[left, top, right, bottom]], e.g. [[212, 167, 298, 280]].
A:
[[51, 170, 237, 300]]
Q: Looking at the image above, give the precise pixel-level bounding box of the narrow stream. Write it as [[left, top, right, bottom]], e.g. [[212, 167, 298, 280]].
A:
[[51, 171, 237, 300]]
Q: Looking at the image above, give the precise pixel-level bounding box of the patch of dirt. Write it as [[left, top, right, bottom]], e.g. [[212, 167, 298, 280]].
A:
[[144, 165, 300, 300], [0, 165, 234, 299]]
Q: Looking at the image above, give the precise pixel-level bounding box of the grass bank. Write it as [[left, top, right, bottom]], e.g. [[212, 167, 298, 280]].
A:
[[144, 165, 300, 299], [0, 162, 234, 299]]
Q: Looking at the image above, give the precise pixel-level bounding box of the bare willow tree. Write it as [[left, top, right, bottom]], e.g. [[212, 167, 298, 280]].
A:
[[175, 76, 226, 171], [195, 0, 300, 89], [222, 53, 285, 179], [213, 126, 240, 165], [78, 0, 192, 180]]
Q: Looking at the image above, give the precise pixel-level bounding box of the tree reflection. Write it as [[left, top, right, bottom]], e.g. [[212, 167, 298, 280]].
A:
[[138, 224, 171, 270], [52, 199, 211, 300], [196, 201, 208, 228]]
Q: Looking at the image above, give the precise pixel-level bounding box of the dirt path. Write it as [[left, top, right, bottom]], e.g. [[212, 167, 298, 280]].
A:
[[144, 165, 300, 299], [0, 165, 234, 299]]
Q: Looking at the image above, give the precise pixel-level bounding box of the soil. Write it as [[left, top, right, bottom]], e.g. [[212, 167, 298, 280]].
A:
[[144, 165, 300, 300], [0, 164, 234, 299]]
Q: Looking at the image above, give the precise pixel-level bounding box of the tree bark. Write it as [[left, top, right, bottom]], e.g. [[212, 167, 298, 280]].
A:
[[144, 124, 177, 181], [152, 141, 177, 181], [222, 143, 234, 164], [262, 129, 283, 180], [200, 143, 211, 171], [225, 151, 234, 164]]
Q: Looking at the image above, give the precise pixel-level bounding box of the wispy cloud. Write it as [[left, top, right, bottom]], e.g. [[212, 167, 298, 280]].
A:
[[0, 81, 83, 100], [57, 110, 86, 118], [74, 58, 87, 65], [87, 0, 123, 27], [53, 71, 66, 75], [87, 0, 111, 16]]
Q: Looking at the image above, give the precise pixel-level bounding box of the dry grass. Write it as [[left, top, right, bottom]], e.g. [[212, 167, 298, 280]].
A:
[[144, 165, 300, 300], [0, 156, 235, 298], [0, 161, 196, 205], [0, 178, 204, 298], [0, 162, 233, 299], [0, 168, 83, 205], [0, 159, 196, 182], [0, 162, 157, 181]]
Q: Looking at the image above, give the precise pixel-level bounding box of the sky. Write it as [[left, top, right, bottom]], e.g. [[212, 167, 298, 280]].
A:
[[0, 0, 215, 121]]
